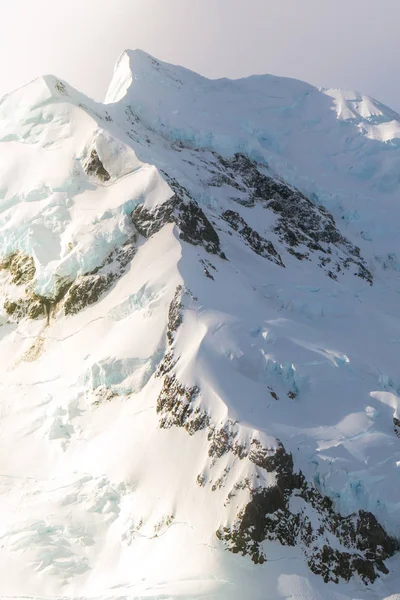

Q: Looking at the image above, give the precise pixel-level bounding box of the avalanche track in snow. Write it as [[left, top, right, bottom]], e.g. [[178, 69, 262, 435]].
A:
[[0, 50, 399, 599]]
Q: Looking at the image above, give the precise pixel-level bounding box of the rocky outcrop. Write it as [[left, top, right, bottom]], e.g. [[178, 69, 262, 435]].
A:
[[222, 210, 284, 266], [394, 417, 400, 437], [207, 420, 246, 461], [4, 292, 44, 321], [0, 251, 36, 285], [4, 278, 71, 324], [1, 253, 71, 323], [156, 290, 397, 584], [212, 153, 373, 284], [166, 285, 185, 345], [63, 239, 136, 315], [131, 151, 372, 283], [84, 149, 110, 182], [156, 374, 209, 434], [132, 194, 225, 258], [0, 238, 137, 322], [217, 441, 397, 584], [155, 286, 209, 434]]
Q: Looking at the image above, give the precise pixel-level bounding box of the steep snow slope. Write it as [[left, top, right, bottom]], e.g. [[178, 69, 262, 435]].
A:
[[0, 51, 399, 600]]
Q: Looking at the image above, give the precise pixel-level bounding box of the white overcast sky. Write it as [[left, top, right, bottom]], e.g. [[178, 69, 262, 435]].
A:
[[1, 0, 399, 110]]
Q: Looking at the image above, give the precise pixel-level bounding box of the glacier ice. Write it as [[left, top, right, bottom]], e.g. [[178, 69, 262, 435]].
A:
[[0, 49, 398, 600]]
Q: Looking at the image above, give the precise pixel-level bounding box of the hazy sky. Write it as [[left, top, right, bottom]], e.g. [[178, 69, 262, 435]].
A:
[[1, 0, 399, 110]]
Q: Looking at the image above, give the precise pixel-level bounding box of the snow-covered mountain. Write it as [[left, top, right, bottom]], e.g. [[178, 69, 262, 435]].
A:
[[0, 49, 400, 599]]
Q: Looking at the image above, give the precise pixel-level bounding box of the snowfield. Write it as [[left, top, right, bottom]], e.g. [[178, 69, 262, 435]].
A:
[[0, 50, 399, 599]]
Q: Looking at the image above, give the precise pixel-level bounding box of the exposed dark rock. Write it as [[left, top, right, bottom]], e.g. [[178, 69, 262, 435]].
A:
[[394, 417, 400, 437], [208, 420, 239, 460], [222, 210, 284, 266], [3, 275, 74, 324], [218, 153, 291, 207], [166, 285, 184, 345], [210, 171, 246, 192], [156, 350, 177, 377], [213, 153, 372, 284], [216, 441, 397, 584], [154, 287, 396, 583], [155, 284, 197, 407], [9, 283, 76, 323], [200, 259, 216, 280], [156, 373, 209, 434], [155, 286, 210, 433], [156, 287, 208, 430], [0, 251, 36, 285], [55, 80, 67, 95], [93, 386, 118, 406], [4, 293, 43, 321], [84, 149, 110, 182], [308, 546, 353, 584], [3, 272, 74, 324], [64, 274, 114, 315], [197, 473, 207, 487], [248, 440, 289, 473], [157, 285, 198, 352], [268, 386, 279, 400], [63, 239, 136, 315], [132, 194, 225, 258], [211, 468, 232, 491]]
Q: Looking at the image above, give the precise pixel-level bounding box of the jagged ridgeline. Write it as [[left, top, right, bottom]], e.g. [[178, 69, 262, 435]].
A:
[[0, 241, 136, 322], [1, 50, 400, 598], [0, 151, 372, 324], [0, 147, 392, 584], [131, 156, 372, 285], [152, 285, 398, 585]]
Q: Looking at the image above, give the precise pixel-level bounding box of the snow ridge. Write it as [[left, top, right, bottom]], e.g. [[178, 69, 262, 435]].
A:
[[0, 51, 399, 600]]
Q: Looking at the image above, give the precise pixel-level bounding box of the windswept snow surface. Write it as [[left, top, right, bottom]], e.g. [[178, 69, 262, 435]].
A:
[[0, 50, 399, 599]]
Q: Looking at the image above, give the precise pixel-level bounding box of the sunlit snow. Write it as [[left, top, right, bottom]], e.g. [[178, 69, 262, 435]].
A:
[[0, 50, 399, 599]]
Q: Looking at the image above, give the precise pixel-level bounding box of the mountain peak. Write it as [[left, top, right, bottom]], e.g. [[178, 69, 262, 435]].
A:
[[105, 48, 202, 105], [0, 51, 400, 598]]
